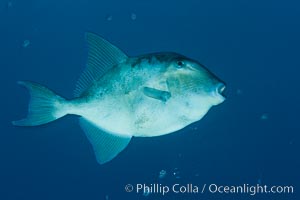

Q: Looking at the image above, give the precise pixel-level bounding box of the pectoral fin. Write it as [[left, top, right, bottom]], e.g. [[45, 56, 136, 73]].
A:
[[143, 87, 171, 102]]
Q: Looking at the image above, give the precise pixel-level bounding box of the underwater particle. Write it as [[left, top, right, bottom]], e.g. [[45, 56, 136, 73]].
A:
[[236, 89, 242, 95], [159, 169, 167, 179], [257, 178, 262, 184], [33, 27, 39, 33], [260, 113, 269, 120], [131, 13, 137, 20], [106, 14, 113, 21], [143, 189, 151, 197], [22, 40, 30, 48], [7, 1, 13, 8], [105, 195, 109, 200], [257, 172, 263, 184], [173, 168, 181, 179]]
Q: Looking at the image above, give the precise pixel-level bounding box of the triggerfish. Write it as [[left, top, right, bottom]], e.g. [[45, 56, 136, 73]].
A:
[[13, 33, 226, 164]]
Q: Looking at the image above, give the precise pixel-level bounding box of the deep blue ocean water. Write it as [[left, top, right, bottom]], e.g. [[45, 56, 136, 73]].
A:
[[1, 0, 299, 199]]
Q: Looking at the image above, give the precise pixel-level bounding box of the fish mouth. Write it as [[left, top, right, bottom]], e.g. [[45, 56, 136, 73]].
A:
[[216, 83, 226, 98]]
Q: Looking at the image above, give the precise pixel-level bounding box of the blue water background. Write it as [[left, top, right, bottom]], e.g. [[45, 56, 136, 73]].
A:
[[0, 0, 299, 199]]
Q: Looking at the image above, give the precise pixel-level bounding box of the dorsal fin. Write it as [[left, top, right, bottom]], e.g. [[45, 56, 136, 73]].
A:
[[74, 32, 128, 97]]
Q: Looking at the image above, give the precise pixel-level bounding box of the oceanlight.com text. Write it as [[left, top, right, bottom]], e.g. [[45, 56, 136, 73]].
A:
[[208, 183, 294, 196], [124, 183, 294, 196]]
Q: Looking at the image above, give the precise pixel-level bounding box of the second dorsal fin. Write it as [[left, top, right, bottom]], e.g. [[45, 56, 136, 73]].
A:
[[74, 32, 128, 97]]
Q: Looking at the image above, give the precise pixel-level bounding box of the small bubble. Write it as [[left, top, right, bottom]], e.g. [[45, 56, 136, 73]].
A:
[[22, 40, 30, 48], [106, 14, 113, 21], [260, 113, 269, 120], [131, 13, 137, 20], [159, 169, 167, 179]]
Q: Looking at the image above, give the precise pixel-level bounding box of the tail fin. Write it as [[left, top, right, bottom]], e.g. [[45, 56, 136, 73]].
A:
[[12, 81, 68, 126]]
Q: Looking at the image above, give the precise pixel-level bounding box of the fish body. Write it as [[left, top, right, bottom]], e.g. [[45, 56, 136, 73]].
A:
[[13, 33, 226, 164]]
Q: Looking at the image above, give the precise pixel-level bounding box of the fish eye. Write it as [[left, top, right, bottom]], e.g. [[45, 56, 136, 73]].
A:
[[176, 61, 184, 68]]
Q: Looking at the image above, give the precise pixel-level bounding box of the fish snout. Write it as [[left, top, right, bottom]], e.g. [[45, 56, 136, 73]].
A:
[[212, 82, 226, 103]]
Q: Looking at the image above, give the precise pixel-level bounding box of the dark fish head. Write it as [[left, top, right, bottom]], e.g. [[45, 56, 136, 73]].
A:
[[164, 53, 226, 106]]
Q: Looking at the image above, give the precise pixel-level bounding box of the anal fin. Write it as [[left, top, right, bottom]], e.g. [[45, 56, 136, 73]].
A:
[[79, 118, 131, 164]]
